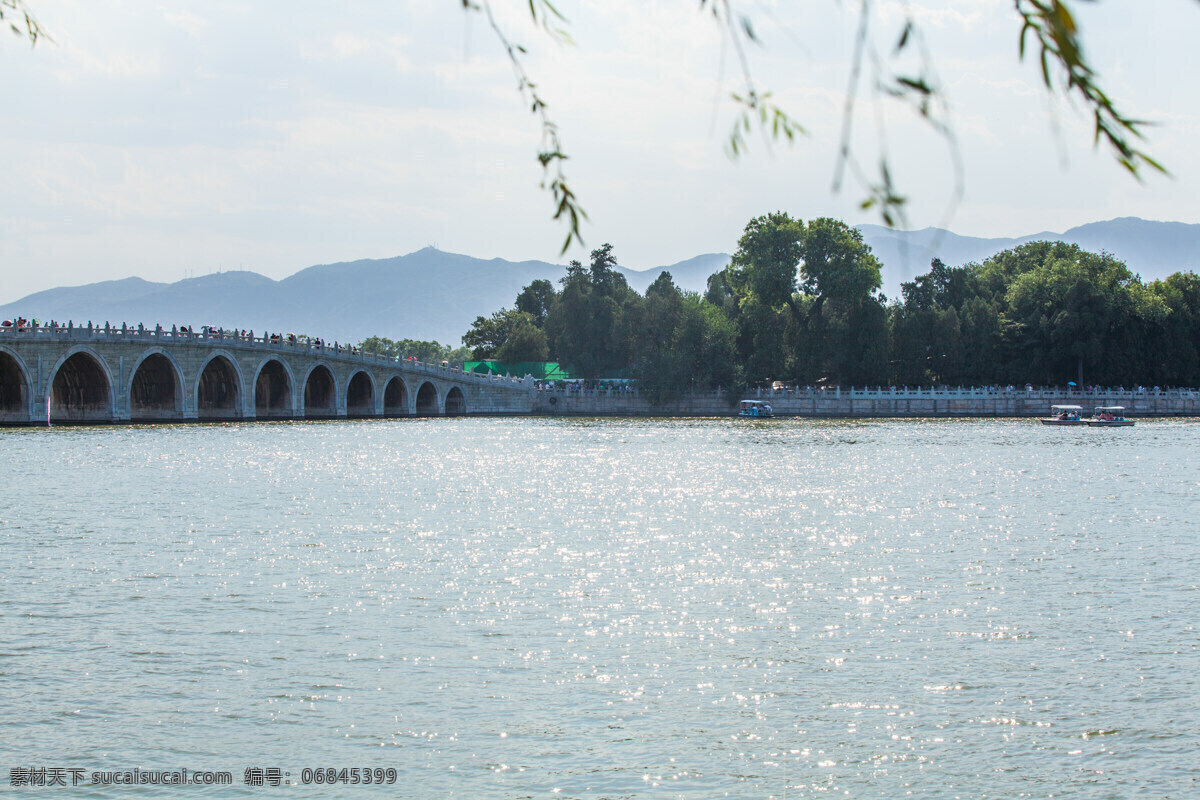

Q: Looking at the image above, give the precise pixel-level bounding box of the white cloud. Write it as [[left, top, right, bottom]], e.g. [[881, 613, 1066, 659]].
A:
[[159, 8, 208, 36], [50, 46, 161, 83], [1, 0, 1198, 303], [877, 0, 994, 31]]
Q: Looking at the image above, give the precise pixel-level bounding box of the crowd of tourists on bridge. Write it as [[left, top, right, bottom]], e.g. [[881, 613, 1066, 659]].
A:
[[2, 317, 52, 330], [0, 317, 366, 356]]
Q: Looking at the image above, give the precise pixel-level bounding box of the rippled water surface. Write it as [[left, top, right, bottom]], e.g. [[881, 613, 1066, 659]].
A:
[[2, 417, 1198, 798]]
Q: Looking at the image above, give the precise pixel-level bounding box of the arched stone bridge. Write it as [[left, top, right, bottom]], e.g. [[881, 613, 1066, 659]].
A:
[[0, 324, 534, 425]]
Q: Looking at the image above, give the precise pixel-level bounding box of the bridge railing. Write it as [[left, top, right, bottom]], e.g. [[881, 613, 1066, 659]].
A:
[[0, 322, 533, 387]]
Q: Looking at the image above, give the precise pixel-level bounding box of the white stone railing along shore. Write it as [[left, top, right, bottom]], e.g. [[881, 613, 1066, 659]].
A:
[[533, 382, 1198, 400], [529, 380, 1200, 417]]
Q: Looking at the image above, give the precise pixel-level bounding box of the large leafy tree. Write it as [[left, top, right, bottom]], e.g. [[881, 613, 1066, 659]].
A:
[[545, 243, 640, 378], [515, 279, 557, 328], [998, 243, 1147, 384], [632, 272, 687, 401], [717, 213, 887, 385], [635, 273, 685, 360], [888, 240, 1200, 388], [634, 274, 742, 402], [497, 314, 550, 363], [892, 258, 988, 384], [716, 213, 802, 383], [463, 308, 548, 363], [726, 213, 804, 313], [1149, 273, 1200, 385], [462, 275, 561, 364], [800, 218, 883, 308], [796, 217, 886, 385]]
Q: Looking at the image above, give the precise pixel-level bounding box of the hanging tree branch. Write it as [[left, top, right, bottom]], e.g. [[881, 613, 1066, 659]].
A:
[[698, 0, 805, 158], [1015, 0, 1165, 177], [470, 0, 1173, 236], [4, 1, 1178, 239], [463, 0, 586, 254], [1, 0, 48, 45]]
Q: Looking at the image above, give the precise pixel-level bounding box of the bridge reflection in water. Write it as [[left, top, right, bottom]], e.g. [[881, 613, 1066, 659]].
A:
[[0, 324, 531, 425]]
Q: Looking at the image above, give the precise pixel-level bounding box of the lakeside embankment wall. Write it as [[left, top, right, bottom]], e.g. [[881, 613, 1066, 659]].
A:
[[532, 387, 1200, 417]]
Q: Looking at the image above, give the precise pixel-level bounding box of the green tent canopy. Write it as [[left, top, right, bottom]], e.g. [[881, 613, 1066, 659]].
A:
[[464, 361, 571, 380]]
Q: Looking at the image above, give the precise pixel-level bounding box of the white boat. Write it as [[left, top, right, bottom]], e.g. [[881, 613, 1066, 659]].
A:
[[1086, 406, 1135, 427], [738, 399, 774, 418], [1040, 404, 1084, 425]]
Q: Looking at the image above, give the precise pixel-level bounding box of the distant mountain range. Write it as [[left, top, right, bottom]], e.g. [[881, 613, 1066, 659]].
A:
[[0, 250, 731, 346], [861, 216, 1200, 296], [3, 218, 1196, 345]]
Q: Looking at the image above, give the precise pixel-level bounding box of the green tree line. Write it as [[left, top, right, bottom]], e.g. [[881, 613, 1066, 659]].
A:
[[358, 336, 471, 367], [464, 214, 1200, 395]]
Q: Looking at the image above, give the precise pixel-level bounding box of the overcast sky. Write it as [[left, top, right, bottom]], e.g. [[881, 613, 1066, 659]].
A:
[[2, 0, 1198, 304]]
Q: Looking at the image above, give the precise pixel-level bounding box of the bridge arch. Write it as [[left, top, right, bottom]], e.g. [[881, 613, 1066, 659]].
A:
[[302, 363, 338, 418], [128, 348, 184, 421], [196, 351, 245, 420], [445, 386, 466, 416], [415, 381, 439, 416], [254, 357, 295, 419], [383, 375, 409, 416], [0, 346, 32, 422], [346, 370, 375, 416], [48, 346, 115, 423]]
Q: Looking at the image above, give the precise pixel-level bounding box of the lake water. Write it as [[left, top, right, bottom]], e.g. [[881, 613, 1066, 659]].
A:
[[1, 417, 1198, 798]]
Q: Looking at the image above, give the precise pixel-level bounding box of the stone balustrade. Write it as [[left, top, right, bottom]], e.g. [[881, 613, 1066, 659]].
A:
[[0, 323, 533, 425], [0, 322, 530, 386], [530, 383, 1200, 417]]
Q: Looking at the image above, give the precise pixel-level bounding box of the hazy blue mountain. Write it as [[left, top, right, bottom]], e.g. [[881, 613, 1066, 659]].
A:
[[1059, 218, 1200, 277], [1, 248, 728, 345], [857, 226, 1031, 298], [8, 276, 169, 315], [859, 216, 1200, 299], [620, 253, 731, 294], [3, 218, 1195, 344]]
